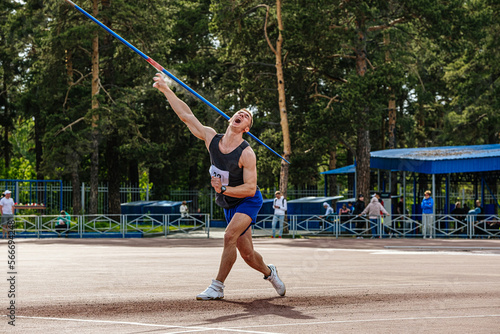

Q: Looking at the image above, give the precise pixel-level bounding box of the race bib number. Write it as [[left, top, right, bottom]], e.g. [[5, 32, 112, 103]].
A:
[[209, 165, 229, 186]]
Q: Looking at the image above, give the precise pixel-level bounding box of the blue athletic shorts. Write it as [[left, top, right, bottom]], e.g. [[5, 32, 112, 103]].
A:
[[223, 189, 263, 234]]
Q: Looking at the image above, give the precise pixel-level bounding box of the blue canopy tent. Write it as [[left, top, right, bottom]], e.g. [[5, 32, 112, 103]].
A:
[[320, 164, 356, 197], [321, 144, 500, 215], [370, 144, 500, 174], [370, 144, 500, 215]]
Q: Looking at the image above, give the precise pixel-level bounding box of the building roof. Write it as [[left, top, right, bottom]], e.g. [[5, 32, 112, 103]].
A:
[[320, 164, 356, 175], [370, 144, 500, 174], [288, 196, 343, 203]]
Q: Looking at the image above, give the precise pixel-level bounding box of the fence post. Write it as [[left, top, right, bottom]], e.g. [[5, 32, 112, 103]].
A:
[[81, 182, 85, 214], [15, 182, 19, 204], [206, 214, 210, 239], [121, 215, 125, 238], [36, 216, 40, 239], [335, 216, 338, 238], [165, 214, 169, 237]]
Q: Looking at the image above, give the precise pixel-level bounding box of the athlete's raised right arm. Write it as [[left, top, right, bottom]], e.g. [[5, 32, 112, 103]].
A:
[[153, 73, 216, 145]]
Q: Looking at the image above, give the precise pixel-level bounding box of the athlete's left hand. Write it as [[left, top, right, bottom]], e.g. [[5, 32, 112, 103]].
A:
[[211, 176, 222, 193]]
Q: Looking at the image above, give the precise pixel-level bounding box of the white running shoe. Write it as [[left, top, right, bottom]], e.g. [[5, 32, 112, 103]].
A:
[[265, 264, 286, 296], [196, 279, 224, 300]]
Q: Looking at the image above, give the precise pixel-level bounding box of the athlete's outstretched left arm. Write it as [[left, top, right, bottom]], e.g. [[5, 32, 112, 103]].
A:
[[211, 147, 257, 198]]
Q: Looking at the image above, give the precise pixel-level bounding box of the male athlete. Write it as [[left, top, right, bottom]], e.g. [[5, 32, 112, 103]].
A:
[[153, 73, 286, 300]]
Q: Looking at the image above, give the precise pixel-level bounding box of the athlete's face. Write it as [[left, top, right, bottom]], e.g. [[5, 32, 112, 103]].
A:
[[230, 109, 252, 132]]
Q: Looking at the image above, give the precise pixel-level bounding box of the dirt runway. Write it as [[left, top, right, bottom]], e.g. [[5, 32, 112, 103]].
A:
[[2, 237, 500, 333]]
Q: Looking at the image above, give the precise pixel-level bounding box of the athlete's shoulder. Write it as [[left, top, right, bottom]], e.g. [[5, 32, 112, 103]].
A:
[[204, 127, 218, 148], [240, 145, 256, 167]]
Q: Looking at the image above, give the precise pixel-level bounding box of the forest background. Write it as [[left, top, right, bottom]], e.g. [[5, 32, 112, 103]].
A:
[[0, 0, 498, 214]]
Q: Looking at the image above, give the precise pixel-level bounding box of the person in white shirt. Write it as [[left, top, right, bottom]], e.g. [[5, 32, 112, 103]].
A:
[[180, 201, 189, 218], [321, 202, 334, 219], [0, 190, 15, 238], [271, 191, 287, 238]]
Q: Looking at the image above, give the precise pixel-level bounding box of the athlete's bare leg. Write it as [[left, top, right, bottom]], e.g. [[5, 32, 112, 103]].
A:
[[215, 213, 271, 283], [236, 227, 271, 276]]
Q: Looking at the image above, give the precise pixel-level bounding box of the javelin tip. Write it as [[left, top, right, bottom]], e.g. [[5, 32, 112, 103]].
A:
[[63, 0, 76, 7]]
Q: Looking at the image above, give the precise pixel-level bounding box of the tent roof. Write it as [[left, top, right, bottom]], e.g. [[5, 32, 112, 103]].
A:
[[320, 164, 356, 175], [370, 144, 500, 174], [288, 196, 343, 203]]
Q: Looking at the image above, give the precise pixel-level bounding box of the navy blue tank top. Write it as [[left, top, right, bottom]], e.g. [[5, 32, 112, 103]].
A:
[[209, 134, 249, 209]]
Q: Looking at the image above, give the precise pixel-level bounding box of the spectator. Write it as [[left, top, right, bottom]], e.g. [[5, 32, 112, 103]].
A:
[[180, 201, 189, 218], [474, 200, 483, 215], [55, 210, 71, 234], [0, 190, 15, 238], [320, 202, 335, 226], [451, 202, 465, 221], [463, 203, 470, 213], [451, 201, 466, 234], [397, 197, 405, 216], [353, 194, 366, 238], [347, 202, 354, 214], [358, 195, 389, 238], [421, 190, 434, 239], [194, 208, 203, 222], [339, 203, 351, 223], [376, 192, 385, 212], [472, 200, 484, 235], [271, 191, 287, 238]]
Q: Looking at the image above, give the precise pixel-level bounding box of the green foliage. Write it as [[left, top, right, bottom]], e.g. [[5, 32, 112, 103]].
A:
[[1, 0, 498, 203]]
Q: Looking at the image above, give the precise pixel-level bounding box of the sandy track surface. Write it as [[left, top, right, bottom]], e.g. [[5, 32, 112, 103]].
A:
[[2, 237, 500, 333]]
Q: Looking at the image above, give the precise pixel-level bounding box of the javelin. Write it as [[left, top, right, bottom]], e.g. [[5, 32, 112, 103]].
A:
[[63, 0, 290, 164]]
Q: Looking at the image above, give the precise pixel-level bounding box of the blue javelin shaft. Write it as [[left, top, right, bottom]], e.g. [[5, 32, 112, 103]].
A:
[[64, 0, 290, 164]]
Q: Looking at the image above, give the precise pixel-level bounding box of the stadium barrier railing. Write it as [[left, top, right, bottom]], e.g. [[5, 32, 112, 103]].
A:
[[5, 213, 499, 239]]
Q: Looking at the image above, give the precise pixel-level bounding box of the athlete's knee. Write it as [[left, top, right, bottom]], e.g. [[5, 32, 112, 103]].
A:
[[223, 230, 240, 246]]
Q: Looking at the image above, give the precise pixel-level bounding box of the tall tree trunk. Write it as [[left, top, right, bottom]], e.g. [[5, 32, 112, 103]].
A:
[[66, 49, 73, 84], [34, 109, 44, 180], [89, 0, 100, 214], [1, 70, 10, 168], [387, 89, 396, 149], [71, 167, 82, 215], [273, 1, 291, 198], [356, 125, 371, 202], [385, 33, 397, 149], [328, 146, 337, 196], [2, 120, 9, 169], [102, 0, 121, 214], [416, 104, 425, 147], [355, 20, 371, 204], [381, 117, 386, 149]]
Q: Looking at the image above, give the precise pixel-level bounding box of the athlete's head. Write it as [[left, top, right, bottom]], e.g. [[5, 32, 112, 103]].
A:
[[230, 108, 253, 132]]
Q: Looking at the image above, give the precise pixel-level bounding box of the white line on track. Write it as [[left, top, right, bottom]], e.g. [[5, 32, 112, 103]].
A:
[[9, 314, 500, 332], [229, 314, 500, 329], [7, 315, 279, 334], [311, 248, 500, 256]]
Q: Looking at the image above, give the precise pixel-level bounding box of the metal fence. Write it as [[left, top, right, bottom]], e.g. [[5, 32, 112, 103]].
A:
[[7, 214, 210, 239], [6, 213, 499, 239]]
